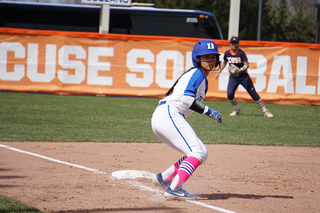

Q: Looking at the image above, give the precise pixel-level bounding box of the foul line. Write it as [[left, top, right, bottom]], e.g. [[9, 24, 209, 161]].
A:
[[0, 143, 237, 213], [0, 144, 106, 174]]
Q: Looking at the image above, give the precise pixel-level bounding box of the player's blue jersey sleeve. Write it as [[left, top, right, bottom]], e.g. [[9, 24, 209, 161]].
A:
[[183, 69, 208, 97]]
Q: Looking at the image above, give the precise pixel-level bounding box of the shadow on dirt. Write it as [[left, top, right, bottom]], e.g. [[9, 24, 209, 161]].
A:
[[0, 184, 21, 188], [0, 168, 14, 172], [196, 193, 293, 200], [0, 175, 27, 188], [52, 207, 181, 213], [0, 175, 27, 179]]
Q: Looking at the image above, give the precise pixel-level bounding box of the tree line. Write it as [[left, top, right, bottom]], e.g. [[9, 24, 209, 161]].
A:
[[14, 0, 318, 43], [134, 0, 317, 43]]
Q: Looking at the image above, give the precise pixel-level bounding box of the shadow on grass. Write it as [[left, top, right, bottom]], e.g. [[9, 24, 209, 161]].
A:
[[229, 114, 264, 117]]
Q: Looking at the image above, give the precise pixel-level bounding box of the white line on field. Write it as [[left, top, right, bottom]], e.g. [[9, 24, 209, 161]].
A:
[[0, 144, 106, 174], [0, 143, 238, 213], [125, 179, 237, 213]]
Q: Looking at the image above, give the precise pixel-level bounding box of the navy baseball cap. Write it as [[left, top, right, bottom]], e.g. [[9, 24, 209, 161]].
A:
[[230, 37, 239, 43]]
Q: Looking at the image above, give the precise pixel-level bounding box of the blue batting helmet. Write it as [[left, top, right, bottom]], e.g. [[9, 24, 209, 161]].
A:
[[192, 40, 220, 69]]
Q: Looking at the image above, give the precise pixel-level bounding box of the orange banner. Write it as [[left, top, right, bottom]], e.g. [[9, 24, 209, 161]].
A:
[[0, 28, 319, 106]]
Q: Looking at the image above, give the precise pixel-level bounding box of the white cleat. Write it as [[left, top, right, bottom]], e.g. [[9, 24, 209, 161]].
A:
[[264, 110, 273, 117], [230, 108, 241, 116]]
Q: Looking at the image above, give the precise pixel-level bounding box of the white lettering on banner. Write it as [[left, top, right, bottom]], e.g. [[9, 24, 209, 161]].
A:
[[238, 54, 267, 92], [218, 53, 230, 91], [185, 51, 193, 70], [296, 56, 316, 94], [1, 41, 320, 96], [126, 49, 154, 87], [0, 42, 25, 81], [27, 43, 56, 83], [87, 47, 113, 86], [155, 50, 184, 88], [267, 55, 294, 94], [58, 45, 86, 84]]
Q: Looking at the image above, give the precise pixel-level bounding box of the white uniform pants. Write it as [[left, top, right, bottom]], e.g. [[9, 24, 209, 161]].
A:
[[151, 102, 208, 163]]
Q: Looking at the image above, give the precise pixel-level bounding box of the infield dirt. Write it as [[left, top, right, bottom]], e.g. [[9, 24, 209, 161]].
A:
[[0, 142, 319, 213]]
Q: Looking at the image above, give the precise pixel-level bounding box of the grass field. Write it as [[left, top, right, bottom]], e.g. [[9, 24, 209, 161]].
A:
[[0, 91, 319, 146], [0, 195, 42, 213], [0, 91, 319, 211]]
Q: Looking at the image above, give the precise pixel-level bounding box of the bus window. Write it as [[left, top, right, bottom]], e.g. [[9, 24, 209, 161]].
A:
[[109, 10, 222, 39], [0, 2, 223, 39], [198, 15, 222, 39], [109, 13, 132, 34], [0, 2, 99, 32], [158, 13, 200, 38]]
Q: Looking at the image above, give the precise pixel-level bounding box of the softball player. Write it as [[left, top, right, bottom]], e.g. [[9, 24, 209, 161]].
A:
[[215, 37, 273, 117], [151, 40, 222, 200]]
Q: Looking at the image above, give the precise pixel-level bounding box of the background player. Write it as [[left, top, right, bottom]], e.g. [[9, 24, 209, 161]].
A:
[[214, 37, 273, 117], [151, 40, 222, 200]]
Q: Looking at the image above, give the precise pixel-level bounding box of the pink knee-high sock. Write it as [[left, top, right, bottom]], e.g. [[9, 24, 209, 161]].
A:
[[170, 156, 201, 190], [162, 156, 186, 181]]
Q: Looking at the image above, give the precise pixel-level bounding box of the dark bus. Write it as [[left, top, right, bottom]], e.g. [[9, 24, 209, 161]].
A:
[[0, 2, 223, 39]]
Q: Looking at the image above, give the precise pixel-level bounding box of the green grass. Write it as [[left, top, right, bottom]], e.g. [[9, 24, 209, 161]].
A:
[[0, 195, 42, 213], [0, 92, 319, 211], [0, 92, 319, 146]]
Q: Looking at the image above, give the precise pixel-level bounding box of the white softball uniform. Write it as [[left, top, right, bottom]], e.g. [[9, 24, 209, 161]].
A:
[[151, 68, 209, 163]]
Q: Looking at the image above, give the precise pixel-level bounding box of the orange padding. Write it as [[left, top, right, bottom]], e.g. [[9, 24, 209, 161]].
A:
[[0, 27, 319, 106]]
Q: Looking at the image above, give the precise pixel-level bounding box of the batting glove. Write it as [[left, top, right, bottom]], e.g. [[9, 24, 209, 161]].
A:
[[205, 108, 222, 123]]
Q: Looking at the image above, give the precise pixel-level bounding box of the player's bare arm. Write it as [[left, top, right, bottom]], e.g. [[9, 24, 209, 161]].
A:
[[242, 61, 249, 71], [214, 60, 227, 79]]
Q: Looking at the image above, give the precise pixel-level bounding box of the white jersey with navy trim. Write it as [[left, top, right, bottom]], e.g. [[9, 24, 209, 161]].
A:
[[161, 67, 208, 118]]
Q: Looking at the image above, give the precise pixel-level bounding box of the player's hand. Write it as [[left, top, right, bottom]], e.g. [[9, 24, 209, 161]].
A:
[[205, 108, 222, 123]]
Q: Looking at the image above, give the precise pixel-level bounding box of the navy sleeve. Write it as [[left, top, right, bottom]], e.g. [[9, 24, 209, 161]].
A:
[[223, 50, 229, 61], [240, 50, 248, 62]]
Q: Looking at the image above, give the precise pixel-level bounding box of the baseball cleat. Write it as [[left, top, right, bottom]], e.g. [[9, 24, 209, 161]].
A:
[[264, 109, 273, 117], [164, 187, 197, 200], [152, 173, 172, 190], [230, 108, 241, 116]]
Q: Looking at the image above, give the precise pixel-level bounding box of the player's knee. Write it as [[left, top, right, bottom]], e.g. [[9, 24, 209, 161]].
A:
[[248, 88, 260, 101], [227, 93, 234, 100], [251, 93, 260, 101], [201, 147, 209, 163], [190, 146, 208, 164]]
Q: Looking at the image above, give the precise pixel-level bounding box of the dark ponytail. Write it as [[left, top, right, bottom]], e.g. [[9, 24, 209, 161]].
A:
[[165, 67, 195, 96]]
